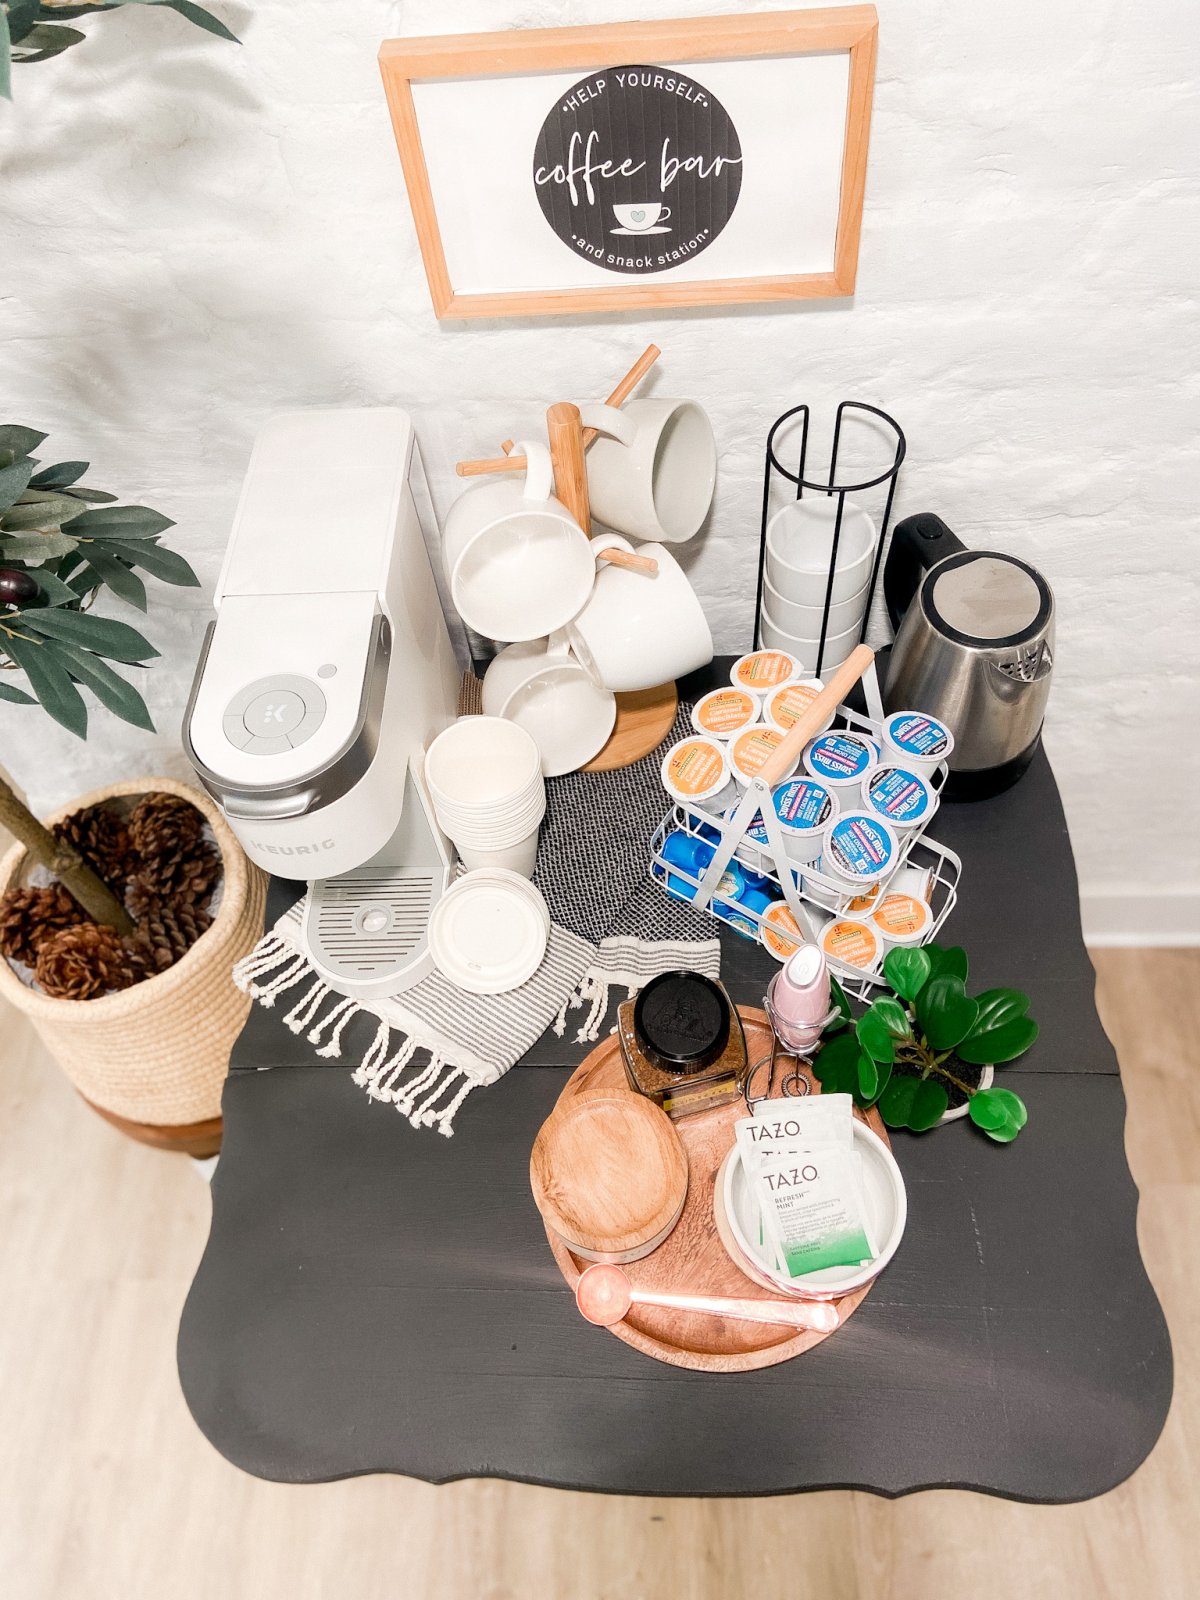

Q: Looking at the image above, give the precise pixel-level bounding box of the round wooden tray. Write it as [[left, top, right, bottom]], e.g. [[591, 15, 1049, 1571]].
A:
[[539, 1006, 889, 1372]]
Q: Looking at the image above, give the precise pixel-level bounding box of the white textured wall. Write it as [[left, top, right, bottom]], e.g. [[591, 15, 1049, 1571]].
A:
[[3, 0, 1198, 934]]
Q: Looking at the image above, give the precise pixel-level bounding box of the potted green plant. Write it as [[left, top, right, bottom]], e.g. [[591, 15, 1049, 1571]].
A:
[[1, 1, 236, 98], [812, 942, 1037, 1142], [0, 424, 265, 1151]]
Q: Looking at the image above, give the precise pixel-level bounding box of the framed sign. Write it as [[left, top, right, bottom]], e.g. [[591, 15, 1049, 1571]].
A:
[[379, 7, 878, 320]]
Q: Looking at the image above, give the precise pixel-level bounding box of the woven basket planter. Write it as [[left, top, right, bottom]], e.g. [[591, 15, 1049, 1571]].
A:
[[0, 776, 267, 1137]]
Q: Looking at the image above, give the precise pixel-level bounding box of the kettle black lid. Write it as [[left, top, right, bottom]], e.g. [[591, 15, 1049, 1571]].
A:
[[922, 550, 1052, 649]]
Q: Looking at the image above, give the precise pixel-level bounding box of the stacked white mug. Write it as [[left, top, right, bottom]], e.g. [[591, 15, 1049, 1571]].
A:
[[423, 717, 546, 879], [761, 497, 877, 673]]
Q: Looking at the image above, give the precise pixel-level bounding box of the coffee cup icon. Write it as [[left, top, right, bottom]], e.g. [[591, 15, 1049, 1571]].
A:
[[612, 202, 671, 233]]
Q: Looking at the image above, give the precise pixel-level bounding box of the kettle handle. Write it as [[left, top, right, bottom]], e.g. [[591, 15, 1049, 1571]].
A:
[[884, 513, 967, 632]]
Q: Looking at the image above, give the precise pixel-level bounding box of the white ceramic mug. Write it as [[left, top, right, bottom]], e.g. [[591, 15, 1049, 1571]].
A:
[[442, 440, 594, 642], [765, 496, 877, 607], [578, 399, 716, 544], [566, 536, 714, 693], [482, 635, 617, 777]]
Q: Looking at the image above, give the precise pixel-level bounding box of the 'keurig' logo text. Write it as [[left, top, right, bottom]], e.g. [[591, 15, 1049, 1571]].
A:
[[533, 64, 742, 275]]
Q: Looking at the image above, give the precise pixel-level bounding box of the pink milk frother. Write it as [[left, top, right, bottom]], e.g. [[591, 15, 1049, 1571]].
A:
[[765, 945, 837, 1056]]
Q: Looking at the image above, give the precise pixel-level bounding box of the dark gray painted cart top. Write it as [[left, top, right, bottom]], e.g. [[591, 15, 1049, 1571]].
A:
[[177, 665, 1171, 1500]]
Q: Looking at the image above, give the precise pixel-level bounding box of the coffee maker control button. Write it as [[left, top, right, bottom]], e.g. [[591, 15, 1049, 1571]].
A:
[[223, 675, 327, 752], [244, 689, 305, 737], [222, 715, 254, 751]]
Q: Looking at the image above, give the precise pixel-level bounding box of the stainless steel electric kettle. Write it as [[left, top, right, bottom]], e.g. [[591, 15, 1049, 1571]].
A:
[[883, 513, 1055, 799]]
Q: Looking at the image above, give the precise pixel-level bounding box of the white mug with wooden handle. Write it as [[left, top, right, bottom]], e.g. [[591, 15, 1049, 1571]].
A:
[[578, 399, 717, 545]]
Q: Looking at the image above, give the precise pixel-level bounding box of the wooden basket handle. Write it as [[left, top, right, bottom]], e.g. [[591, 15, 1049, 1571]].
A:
[[758, 646, 876, 788]]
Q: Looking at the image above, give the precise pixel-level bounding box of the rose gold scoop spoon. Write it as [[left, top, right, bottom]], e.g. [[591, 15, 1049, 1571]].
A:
[[575, 1263, 840, 1334]]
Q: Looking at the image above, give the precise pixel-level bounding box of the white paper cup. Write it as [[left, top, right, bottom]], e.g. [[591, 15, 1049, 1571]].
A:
[[425, 717, 542, 805], [759, 606, 863, 674], [660, 735, 738, 813], [454, 829, 540, 879], [880, 710, 955, 779], [762, 567, 870, 640], [765, 496, 877, 606]]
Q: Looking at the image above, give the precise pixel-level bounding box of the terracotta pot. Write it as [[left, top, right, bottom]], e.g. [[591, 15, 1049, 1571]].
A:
[[0, 777, 267, 1141]]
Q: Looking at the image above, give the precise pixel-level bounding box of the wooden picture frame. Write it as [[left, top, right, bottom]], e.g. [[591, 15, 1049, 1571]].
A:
[[379, 7, 878, 320]]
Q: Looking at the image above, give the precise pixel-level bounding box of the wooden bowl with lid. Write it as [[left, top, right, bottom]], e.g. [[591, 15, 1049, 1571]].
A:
[[530, 1090, 688, 1264]]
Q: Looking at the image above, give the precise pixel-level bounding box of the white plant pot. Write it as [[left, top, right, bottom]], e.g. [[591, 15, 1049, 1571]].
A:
[[936, 1061, 995, 1124]]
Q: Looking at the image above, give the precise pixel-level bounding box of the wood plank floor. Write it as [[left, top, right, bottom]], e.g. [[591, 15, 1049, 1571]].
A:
[[0, 949, 1195, 1600]]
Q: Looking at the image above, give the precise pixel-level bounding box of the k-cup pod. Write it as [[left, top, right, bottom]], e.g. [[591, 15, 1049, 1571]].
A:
[[769, 777, 839, 864], [660, 828, 716, 898], [714, 873, 773, 939], [881, 710, 955, 779], [871, 891, 934, 952], [729, 650, 801, 698], [690, 686, 760, 742], [844, 880, 883, 915], [729, 725, 799, 788], [820, 916, 883, 973], [760, 901, 809, 963], [660, 735, 738, 814], [861, 764, 937, 834], [762, 677, 831, 738], [802, 730, 879, 814], [821, 811, 900, 894], [890, 863, 935, 904]]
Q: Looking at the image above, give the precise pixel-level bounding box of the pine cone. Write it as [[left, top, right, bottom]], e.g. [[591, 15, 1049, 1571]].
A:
[[52, 803, 136, 888], [129, 792, 219, 909], [0, 885, 87, 967], [34, 922, 139, 1000], [131, 898, 213, 974]]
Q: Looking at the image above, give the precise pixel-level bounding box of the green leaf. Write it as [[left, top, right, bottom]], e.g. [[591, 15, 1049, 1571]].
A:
[[857, 1050, 879, 1101], [106, 538, 199, 587], [916, 975, 979, 1052], [2, 493, 87, 529], [29, 461, 89, 489], [812, 1032, 862, 1099], [956, 1016, 1040, 1066], [61, 487, 118, 505], [856, 996, 911, 1064], [968, 1086, 1028, 1142], [1, 9, 12, 101], [0, 426, 45, 463], [58, 644, 154, 731], [151, 1, 241, 46], [23, 570, 80, 606], [883, 944, 931, 1001], [966, 988, 1031, 1038], [907, 1079, 950, 1131], [878, 1074, 920, 1129], [0, 630, 88, 737], [827, 974, 853, 1032], [11, 21, 87, 61], [926, 943, 969, 983], [72, 551, 147, 610], [0, 680, 36, 706], [21, 606, 159, 662], [0, 531, 79, 561], [62, 504, 174, 539], [0, 458, 35, 513]]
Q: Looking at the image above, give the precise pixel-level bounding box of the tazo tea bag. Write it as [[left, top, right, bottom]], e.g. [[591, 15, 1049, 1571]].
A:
[[755, 1147, 874, 1277]]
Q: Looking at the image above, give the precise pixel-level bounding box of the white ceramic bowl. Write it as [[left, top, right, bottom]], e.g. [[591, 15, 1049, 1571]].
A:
[[759, 606, 863, 673], [716, 1118, 907, 1300], [762, 568, 870, 640], [765, 497, 877, 606]]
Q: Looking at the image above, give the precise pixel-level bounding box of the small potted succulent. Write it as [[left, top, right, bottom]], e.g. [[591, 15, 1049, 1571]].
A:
[[0, 424, 265, 1150], [813, 942, 1037, 1142]]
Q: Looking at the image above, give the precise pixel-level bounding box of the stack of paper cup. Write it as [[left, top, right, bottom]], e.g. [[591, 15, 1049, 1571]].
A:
[[424, 716, 546, 879]]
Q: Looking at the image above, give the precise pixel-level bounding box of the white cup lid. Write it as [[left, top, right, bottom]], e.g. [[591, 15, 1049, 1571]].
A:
[[429, 872, 550, 995]]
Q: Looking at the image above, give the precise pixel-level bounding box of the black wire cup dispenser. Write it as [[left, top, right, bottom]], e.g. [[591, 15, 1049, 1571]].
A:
[[753, 402, 906, 674]]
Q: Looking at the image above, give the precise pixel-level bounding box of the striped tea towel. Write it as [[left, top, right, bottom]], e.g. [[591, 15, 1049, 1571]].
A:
[[233, 705, 719, 1136]]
